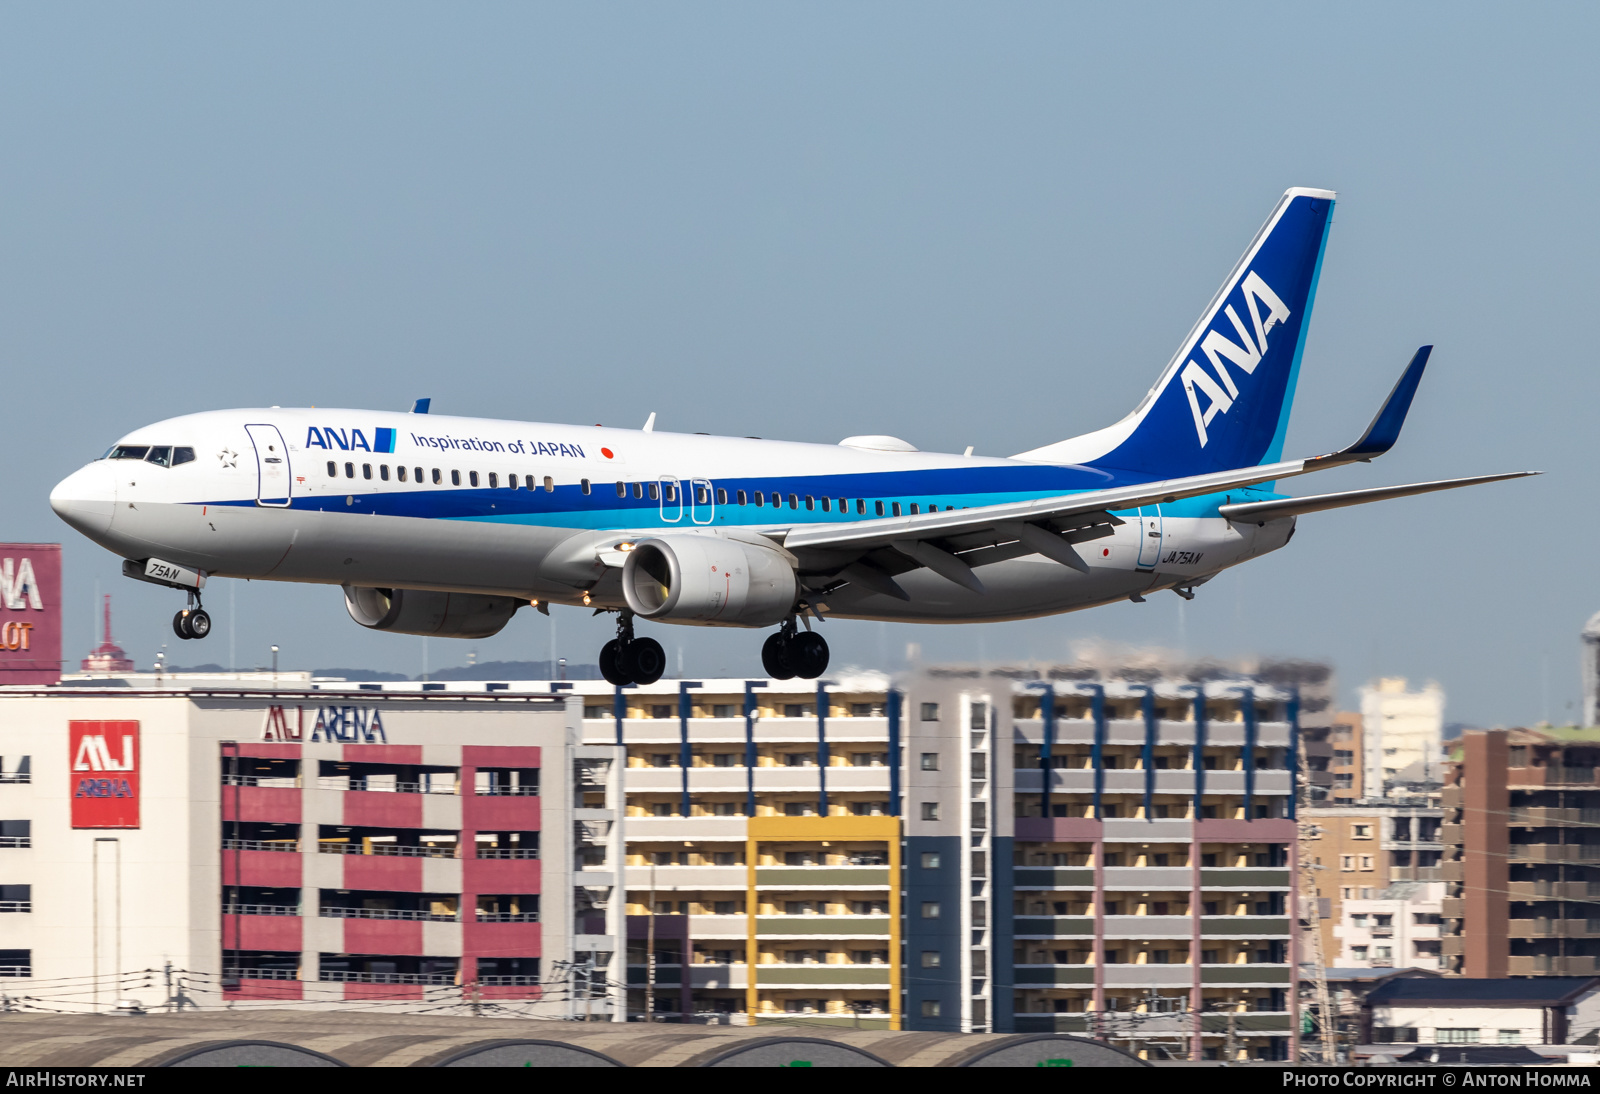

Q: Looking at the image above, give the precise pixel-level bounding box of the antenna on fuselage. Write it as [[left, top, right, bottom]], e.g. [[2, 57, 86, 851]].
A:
[[411, 398, 431, 414]]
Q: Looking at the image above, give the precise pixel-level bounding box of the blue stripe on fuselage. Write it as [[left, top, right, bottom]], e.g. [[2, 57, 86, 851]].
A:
[[197, 462, 1283, 528]]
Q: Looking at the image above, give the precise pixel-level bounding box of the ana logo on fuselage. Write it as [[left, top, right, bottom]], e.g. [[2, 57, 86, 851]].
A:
[[1180, 272, 1290, 447], [305, 427, 397, 454]]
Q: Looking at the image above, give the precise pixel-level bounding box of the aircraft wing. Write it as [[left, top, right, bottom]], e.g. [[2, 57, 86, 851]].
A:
[[1217, 471, 1537, 524], [780, 347, 1527, 596]]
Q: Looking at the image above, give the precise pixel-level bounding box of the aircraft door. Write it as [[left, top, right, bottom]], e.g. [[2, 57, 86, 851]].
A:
[[245, 424, 292, 507], [659, 476, 683, 522], [1135, 505, 1163, 570], [690, 479, 714, 524]]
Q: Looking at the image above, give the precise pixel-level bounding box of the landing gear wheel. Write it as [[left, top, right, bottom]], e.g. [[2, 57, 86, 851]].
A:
[[599, 639, 629, 686], [173, 611, 193, 640], [762, 633, 796, 680], [186, 609, 211, 639], [789, 631, 829, 679], [622, 636, 666, 685]]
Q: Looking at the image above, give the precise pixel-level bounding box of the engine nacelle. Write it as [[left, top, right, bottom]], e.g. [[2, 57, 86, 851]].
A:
[[343, 585, 521, 639], [622, 535, 797, 627]]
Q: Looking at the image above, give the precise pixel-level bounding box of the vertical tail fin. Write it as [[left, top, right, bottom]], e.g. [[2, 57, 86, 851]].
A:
[[1015, 187, 1335, 478]]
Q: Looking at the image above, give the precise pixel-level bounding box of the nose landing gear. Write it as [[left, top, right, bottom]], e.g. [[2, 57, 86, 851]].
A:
[[761, 618, 829, 680], [172, 590, 211, 641], [598, 611, 665, 686]]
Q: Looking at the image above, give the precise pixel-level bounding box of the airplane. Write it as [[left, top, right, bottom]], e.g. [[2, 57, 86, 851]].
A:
[[49, 187, 1533, 686]]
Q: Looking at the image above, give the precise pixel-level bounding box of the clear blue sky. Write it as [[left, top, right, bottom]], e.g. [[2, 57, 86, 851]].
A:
[[2, 3, 1594, 724]]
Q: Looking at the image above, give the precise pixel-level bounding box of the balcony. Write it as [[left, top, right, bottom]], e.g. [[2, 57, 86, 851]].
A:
[[755, 966, 891, 987], [1510, 844, 1600, 864], [1510, 807, 1600, 826], [1199, 964, 1291, 985], [1199, 916, 1290, 937], [1101, 915, 1194, 940], [223, 903, 300, 917], [625, 866, 745, 890], [319, 842, 457, 858], [1200, 868, 1292, 889], [1441, 935, 1464, 956], [1014, 966, 1097, 986], [1509, 955, 1599, 976], [1508, 918, 1600, 939], [1014, 916, 1095, 937], [319, 970, 455, 985], [1509, 881, 1598, 900], [1437, 860, 1464, 882], [1441, 897, 1463, 918], [1102, 867, 1192, 890], [320, 906, 458, 922], [753, 915, 890, 938], [1013, 867, 1095, 889], [223, 838, 300, 853], [755, 867, 890, 888], [315, 775, 459, 795]]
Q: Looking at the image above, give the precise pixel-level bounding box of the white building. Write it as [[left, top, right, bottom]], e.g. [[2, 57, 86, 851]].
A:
[[0, 683, 610, 1016], [1360, 678, 1444, 795], [1365, 977, 1600, 1046], [1334, 881, 1445, 971]]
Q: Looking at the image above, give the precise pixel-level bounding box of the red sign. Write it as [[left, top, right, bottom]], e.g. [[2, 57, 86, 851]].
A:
[[70, 720, 140, 828], [0, 544, 61, 685]]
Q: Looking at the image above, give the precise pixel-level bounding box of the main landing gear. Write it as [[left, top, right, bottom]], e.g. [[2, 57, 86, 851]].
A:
[[599, 611, 666, 686], [172, 590, 211, 641], [761, 617, 829, 681]]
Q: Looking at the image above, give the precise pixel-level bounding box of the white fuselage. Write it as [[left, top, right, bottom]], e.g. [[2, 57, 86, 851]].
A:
[[49, 408, 1295, 627]]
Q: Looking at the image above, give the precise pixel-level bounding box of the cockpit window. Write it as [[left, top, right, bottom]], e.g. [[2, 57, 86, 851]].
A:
[[172, 447, 195, 466], [145, 447, 173, 467], [109, 445, 149, 460]]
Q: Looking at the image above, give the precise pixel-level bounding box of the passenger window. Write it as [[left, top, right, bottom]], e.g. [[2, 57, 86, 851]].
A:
[[788, 494, 799, 508], [892, 502, 902, 516], [380, 465, 390, 481], [544, 476, 554, 494], [327, 461, 337, 478], [345, 462, 355, 478], [754, 491, 764, 507], [397, 466, 407, 482], [172, 447, 195, 466], [145, 447, 172, 467], [525, 475, 534, 491], [838, 498, 847, 513], [363, 464, 373, 480], [805, 496, 815, 511], [875, 501, 885, 516], [616, 482, 626, 497], [717, 488, 728, 504], [663, 482, 676, 502], [488, 472, 498, 488], [431, 468, 440, 484], [451, 470, 461, 486], [415, 467, 423, 483], [820, 497, 830, 512], [581, 479, 592, 495], [909, 503, 919, 514], [737, 490, 747, 505], [632, 483, 643, 499], [469, 471, 479, 487], [697, 485, 709, 505], [647, 483, 659, 501], [857, 499, 866, 515]]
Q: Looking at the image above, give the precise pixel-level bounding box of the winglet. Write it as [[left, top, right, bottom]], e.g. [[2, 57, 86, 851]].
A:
[[1334, 346, 1431, 461], [411, 398, 431, 414]]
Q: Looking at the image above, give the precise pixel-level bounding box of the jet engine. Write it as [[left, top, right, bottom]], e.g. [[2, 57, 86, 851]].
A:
[[343, 585, 521, 639], [622, 535, 797, 627]]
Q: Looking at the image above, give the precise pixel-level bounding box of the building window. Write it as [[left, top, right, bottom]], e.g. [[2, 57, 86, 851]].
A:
[[921, 852, 940, 869], [921, 902, 940, 919], [1352, 824, 1372, 839], [919, 703, 939, 721], [920, 951, 941, 968], [921, 802, 939, 821], [1438, 1029, 1480, 1044], [1341, 855, 1355, 870], [1498, 1030, 1521, 1044], [1359, 855, 1374, 870], [920, 753, 939, 771], [921, 1000, 941, 1018]]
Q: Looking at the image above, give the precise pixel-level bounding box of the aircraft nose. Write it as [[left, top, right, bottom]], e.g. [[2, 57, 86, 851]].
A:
[[49, 463, 117, 536]]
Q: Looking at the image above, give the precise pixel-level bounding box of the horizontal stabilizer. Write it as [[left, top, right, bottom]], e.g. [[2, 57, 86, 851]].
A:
[[1218, 471, 1538, 523]]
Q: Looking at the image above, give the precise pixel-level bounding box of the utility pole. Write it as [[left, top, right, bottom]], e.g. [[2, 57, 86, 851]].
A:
[[1296, 720, 1337, 1065], [645, 863, 656, 1023]]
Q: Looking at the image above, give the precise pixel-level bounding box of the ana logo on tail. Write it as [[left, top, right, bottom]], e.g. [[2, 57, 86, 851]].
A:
[[1180, 271, 1290, 447]]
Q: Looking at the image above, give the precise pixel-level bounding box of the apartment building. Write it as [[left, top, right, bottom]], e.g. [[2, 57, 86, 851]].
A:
[[0, 684, 591, 1014], [1334, 882, 1445, 971], [1302, 802, 1444, 964], [1361, 679, 1445, 797], [1443, 728, 1600, 978], [1330, 712, 1363, 801]]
